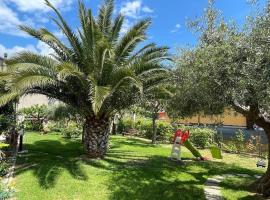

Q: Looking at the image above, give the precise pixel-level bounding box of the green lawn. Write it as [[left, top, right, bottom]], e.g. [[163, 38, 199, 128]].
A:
[[14, 132, 265, 200]]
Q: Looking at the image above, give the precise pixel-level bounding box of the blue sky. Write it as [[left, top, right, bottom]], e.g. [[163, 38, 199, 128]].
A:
[[0, 0, 267, 57]]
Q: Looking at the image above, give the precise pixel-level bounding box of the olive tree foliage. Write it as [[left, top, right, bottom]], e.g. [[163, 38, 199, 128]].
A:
[[171, 0, 270, 196], [169, 0, 229, 118]]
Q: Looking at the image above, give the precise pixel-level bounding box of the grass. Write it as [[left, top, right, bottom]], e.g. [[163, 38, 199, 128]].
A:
[[14, 132, 265, 200]]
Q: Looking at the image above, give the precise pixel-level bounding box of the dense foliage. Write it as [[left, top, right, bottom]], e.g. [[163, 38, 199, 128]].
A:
[[0, 81, 15, 133], [19, 105, 48, 131], [171, 0, 270, 196], [118, 116, 216, 147], [118, 117, 173, 142]]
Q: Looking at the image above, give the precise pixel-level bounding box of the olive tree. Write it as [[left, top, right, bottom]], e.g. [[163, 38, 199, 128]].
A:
[[171, 0, 270, 196]]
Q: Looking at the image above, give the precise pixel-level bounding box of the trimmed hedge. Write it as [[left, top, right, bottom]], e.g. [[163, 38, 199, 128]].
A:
[[118, 117, 173, 142], [118, 117, 216, 147], [188, 128, 216, 148]]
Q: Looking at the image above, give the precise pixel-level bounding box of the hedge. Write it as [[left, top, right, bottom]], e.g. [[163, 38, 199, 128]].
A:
[[118, 117, 216, 147]]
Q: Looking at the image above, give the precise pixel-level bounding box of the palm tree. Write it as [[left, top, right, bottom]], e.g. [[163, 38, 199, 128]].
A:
[[0, 0, 170, 158]]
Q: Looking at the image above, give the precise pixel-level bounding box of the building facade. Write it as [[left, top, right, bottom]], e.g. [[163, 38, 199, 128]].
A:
[[159, 108, 248, 127]]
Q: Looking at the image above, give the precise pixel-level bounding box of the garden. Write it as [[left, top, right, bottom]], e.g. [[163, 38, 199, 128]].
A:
[[1, 0, 270, 199]]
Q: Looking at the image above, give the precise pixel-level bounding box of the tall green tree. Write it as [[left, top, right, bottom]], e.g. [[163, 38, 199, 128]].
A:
[[171, 0, 270, 196], [0, 0, 170, 158]]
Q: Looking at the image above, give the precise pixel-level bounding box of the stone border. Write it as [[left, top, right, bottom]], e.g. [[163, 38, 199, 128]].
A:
[[204, 174, 261, 200]]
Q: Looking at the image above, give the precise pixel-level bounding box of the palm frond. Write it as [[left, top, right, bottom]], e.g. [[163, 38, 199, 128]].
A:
[[45, 0, 83, 63], [10, 68, 58, 92], [0, 92, 18, 107], [91, 85, 111, 115], [115, 18, 151, 64], [19, 26, 71, 61], [109, 14, 124, 43], [97, 0, 114, 36], [7, 52, 57, 70], [57, 62, 85, 82]]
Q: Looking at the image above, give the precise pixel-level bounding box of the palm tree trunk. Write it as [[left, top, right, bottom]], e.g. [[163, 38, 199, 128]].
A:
[[83, 116, 110, 158]]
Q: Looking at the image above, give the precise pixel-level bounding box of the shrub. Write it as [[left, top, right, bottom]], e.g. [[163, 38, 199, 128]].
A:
[[156, 121, 174, 142], [223, 141, 238, 153], [0, 184, 14, 200], [0, 161, 9, 177], [233, 129, 245, 153], [61, 122, 81, 139], [119, 117, 174, 142], [188, 128, 216, 148], [47, 121, 65, 132], [119, 117, 216, 145], [0, 115, 14, 133], [19, 105, 48, 131]]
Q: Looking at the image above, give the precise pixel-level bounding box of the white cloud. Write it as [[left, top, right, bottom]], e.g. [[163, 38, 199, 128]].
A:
[[0, 2, 28, 37], [120, 0, 153, 19], [171, 23, 182, 33], [0, 41, 55, 58], [142, 6, 153, 13], [120, 19, 132, 35], [0, 0, 74, 37], [176, 24, 181, 28], [36, 41, 54, 56], [4, 0, 73, 12], [120, 1, 153, 35], [0, 43, 38, 57]]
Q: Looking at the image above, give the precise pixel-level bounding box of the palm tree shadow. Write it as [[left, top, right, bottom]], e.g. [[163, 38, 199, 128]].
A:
[[81, 144, 263, 200], [15, 140, 88, 189]]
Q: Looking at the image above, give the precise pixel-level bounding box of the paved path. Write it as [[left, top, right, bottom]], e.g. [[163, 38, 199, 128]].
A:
[[204, 174, 261, 200]]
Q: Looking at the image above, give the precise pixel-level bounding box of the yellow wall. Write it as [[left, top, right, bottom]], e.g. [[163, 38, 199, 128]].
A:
[[177, 108, 246, 127]]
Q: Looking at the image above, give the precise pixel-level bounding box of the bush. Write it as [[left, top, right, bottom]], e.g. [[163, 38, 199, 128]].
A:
[[188, 128, 216, 148], [233, 129, 245, 153], [0, 183, 14, 200], [19, 105, 48, 131], [0, 161, 9, 177], [119, 117, 174, 142], [0, 115, 14, 133], [23, 120, 43, 131], [119, 117, 216, 146], [47, 121, 65, 132], [61, 122, 81, 139], [156, 121, 174, 142]]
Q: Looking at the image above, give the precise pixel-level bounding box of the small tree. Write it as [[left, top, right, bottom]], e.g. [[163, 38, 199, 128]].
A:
[[19, 105, 48, 131], [142, 86, 173, 144]]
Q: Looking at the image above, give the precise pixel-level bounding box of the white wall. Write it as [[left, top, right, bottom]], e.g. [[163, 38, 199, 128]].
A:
[[17, 94, 58, 110]]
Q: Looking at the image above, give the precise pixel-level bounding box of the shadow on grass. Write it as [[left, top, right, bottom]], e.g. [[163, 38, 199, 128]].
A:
[[15, 139, 87, 189], [84, 139, 262, 200], [15, 134, 264, 199]]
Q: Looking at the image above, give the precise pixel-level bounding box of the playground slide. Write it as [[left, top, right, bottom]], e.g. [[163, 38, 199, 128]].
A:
[[183, 140, 204, 159]]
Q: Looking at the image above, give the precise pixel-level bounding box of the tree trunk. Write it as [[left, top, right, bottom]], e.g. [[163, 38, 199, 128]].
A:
[[252, 122, 270, 197], [83, 116, 110, 158], [152, 113, 157, 144], [82, 123, 86, 144], [246, 115, 254, 130]]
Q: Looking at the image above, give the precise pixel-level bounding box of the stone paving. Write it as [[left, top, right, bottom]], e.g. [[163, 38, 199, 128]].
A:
[[204, 173, 261, 200]]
